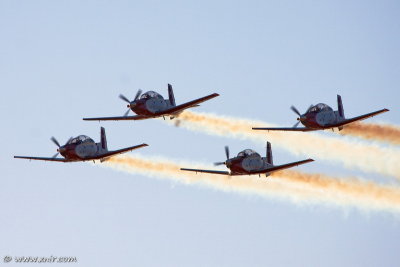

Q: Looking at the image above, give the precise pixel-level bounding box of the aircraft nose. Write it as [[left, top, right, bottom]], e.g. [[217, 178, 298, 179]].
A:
[[57, 147, 66, 153], [299, 115, 306, 122]]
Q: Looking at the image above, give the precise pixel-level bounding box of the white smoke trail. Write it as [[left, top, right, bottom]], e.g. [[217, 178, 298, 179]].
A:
[[101, 155, 400, 215], [170, 111, 400, 179]]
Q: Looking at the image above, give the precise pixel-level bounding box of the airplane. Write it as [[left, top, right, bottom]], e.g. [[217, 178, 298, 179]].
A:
[[14, 127, 148, 163], [82, 84, 219, 121], [180, 142, 314, 177], [252, 95, 389, 132]]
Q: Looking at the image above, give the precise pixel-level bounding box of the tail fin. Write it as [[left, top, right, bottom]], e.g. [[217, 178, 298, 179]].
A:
[[100, 127, 108, 150], [266, 141, 273, 165], [337, 94, 345, 118], [168, 84, 176, 106]]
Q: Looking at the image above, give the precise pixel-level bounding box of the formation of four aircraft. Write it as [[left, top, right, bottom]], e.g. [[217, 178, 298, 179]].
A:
[[15, 84, 389, 177]]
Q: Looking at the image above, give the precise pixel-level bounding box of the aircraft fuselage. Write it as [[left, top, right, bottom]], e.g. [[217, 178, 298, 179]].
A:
[[130, 96, 174, 116], [300, 105, 343, 129], [59, 142, 106, 161], [227, 155, 272, 176]]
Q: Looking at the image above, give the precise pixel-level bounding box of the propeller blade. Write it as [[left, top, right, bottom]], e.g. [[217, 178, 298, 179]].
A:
[[134, 89, 142, 101], [290, 105, 301, 116], [64, 137, 73, 146], [293, 121, 300, 128], [52, 152, 59, 159], [119, 94, 130, 103], [123, 109, 130, 117], [225, 146, 230, 160], [214, 162, 225, 166], [50, 137, 60, 148]]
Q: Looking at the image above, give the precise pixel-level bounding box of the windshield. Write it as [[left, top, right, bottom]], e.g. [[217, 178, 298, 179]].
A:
[[237, 149, 260, 158], [68, 135, 95, 145], [308, 103, 333, 113], [140, 91, 164, 100]]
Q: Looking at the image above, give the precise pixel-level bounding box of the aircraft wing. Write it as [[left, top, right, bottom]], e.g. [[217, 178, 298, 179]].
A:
[[159, 93, 219, 116], [180, 168, 230, 175], [252, 127, 317, 132], [251, 159, 314, 174], [91, 143, 149, 161], [14, 156, 70, 162], [83, 114, 150, 121], [326, 108, 389, 128]]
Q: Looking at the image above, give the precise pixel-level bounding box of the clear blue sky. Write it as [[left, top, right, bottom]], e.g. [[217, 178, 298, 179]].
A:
[[1, 1, 399, 266]]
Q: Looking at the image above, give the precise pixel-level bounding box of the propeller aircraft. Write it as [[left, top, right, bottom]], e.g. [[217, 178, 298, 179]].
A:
[[252, 95, 389, 132], [180, 142, 314, 177], [83, 84, 219, 121], [14, 127, 148, 163]]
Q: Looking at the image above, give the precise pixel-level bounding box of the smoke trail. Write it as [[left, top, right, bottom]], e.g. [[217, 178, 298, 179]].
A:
[[340, 122, 400, 145], [170, 111, 400, 179], [102, 155, 400, 215]]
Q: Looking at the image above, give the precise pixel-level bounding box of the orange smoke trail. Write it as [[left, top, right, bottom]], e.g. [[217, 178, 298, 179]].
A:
[[102, 155, 400, 215], [169, 111, 400, 179], [340, 122, 400, 145]]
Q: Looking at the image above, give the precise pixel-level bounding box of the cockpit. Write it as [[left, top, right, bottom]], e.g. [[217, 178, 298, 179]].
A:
[[140, 91, 164, 100], [67, 135, 95, 145], [237, 149, 260, 158], [308, 103, 333, 113]]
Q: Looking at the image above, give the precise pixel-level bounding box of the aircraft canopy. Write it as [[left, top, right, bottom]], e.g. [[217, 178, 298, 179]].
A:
[[308, 103, 333, 113], [140, 91, 164, 100], [68, 135, 95, 145], [237, 149, 260, 158]]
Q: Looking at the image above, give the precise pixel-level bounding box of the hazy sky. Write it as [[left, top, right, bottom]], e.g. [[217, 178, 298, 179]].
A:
[[1, 1, 399, 266]]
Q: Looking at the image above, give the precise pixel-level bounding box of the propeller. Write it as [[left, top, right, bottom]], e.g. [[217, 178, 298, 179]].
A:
[[119, 94, 130, 103], [292, 121, 300, 128], [50, 136, 72, 158], [290, 105, 301, 116], [50, 136, 69, 159], [290, 105, 313, 128], [50, 136, 60, 148], [65, 137, 73, 145], [214, 146, 230, 166], [134, 89, 142, 101], [119, 89, 142, 116]]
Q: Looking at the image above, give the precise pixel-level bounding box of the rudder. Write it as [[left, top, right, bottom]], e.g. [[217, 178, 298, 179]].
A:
[[337, 94, 345, 118], [266, 142, 273, 165], [100, 127, 108, 150], [168, 83, 176, 106]]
